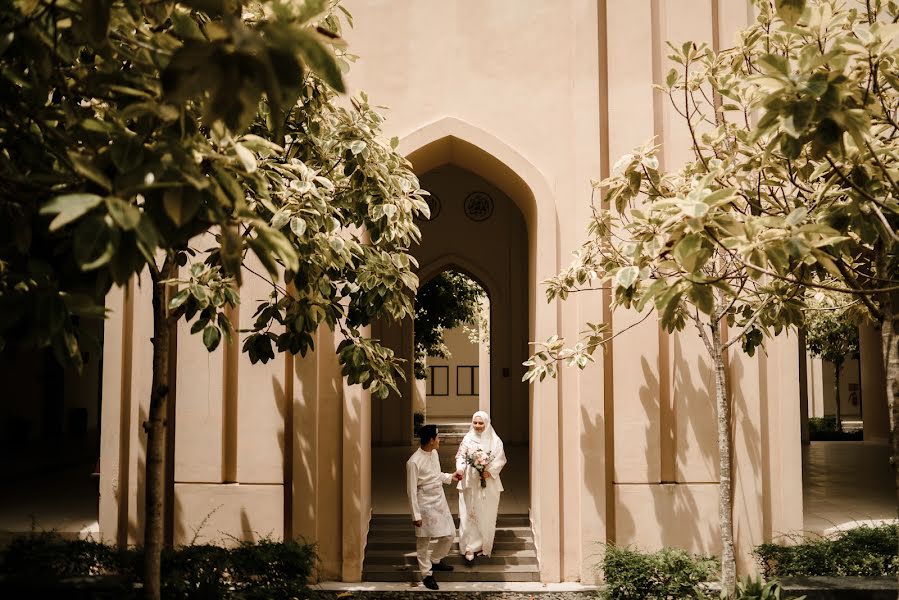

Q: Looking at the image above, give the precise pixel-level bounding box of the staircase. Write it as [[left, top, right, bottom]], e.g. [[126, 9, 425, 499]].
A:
[[362, 514, 539, 582]]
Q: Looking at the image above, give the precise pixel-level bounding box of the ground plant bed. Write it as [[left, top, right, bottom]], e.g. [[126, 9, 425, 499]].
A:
[[0, 531, 317, 599]]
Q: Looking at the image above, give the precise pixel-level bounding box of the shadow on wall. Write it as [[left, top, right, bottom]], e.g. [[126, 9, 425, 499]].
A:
[[128, 404, 148, 546], [729, 350, 766, 571]]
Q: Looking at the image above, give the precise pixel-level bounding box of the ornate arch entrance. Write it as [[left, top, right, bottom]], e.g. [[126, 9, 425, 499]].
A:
[[355, 118, 566, 582]]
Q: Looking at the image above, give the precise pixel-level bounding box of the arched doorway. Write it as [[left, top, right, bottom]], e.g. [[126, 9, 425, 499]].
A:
[[413, 269, 491, 427], [350, 118, 565, 582], [369, 163, 529, 507]]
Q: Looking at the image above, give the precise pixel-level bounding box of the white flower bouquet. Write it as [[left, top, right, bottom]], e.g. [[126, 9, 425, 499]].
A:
[[464, 448, 494, 488]]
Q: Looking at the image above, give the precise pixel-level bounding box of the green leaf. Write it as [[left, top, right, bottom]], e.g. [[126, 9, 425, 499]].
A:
[[67, 152, 112, 191], [171, 9, 206, 41], [614, 266, 639, 289], [665, 68, 678, 88], [674, 234, 703, 273], [105, 197, 141, 230], [776, 0, 805, 27], [254, 224, 299, 274], [758, 53, 791, 78], [74, 216, 117, 271], [688, 284, 715, 315], [163, 188, 201, 227], [41, 194, 104, 231], [290, 216, 307, 237], [110, 136, 145, 173], [293, 28, 346, 93], [785, 207, 808, 227], [82, 0, 113, 49], [203, 325, 222, 351], [169, 289, 191, 310], [349, 140, 367, 155], [234, 143, 258, 173]]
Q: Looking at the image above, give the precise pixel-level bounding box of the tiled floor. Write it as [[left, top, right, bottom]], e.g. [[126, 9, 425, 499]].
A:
[[0, 459, 100, 542], [372, 442, 530, 515], [802, 441, 897, 535]]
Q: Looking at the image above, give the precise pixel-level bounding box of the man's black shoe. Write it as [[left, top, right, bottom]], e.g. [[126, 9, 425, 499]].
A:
[[463, 555, 475, 567], [431, 561, 454, 572], [422, 575, 439, 590]]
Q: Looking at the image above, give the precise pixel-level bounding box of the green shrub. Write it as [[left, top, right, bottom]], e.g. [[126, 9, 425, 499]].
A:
[[753, 524, 898, 578], [807, 417, 863, 441], [601, 544, 719, 599], [228, 539, 317, 599], [0, 531, 122, 579], [728, 575, 805, 600], [0, 531, 318, 599]]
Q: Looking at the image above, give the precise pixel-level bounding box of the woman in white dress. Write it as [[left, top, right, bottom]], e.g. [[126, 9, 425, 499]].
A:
[[454, 410, 507, 564]]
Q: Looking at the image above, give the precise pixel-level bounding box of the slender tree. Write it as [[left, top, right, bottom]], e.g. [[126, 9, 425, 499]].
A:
[[0, 1, 428, 598], [526, 0, 899, 593], [413, 270, 486, 379], [804, 295, 862, 431]]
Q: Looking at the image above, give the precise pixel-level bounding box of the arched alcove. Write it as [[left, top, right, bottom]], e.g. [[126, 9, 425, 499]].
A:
[[361, 118, 563, 582]]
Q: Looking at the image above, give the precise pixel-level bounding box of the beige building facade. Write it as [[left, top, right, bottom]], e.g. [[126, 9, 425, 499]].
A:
[[95, 0, 830, 584]]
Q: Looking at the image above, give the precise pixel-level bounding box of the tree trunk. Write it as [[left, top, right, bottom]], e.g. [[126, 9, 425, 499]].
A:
[[710, 321, 736, 596], [144, 256, 174, 600], [834, 363, 842, 433], [879, 305, 899, 591]]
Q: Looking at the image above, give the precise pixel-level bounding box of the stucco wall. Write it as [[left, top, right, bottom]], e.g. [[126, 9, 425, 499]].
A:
[[97, 0, 809, 586], [425, 325, 481, 419]]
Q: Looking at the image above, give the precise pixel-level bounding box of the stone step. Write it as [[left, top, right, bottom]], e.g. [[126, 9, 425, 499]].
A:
[[362, 564, 540, 583], [364, 549, 537, 566], [365, 539, 535, 552], [368, 526, 532, 539], [370, 514, 530, 527]]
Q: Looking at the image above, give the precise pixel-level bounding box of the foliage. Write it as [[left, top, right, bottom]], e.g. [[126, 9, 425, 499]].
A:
[[414, 270, 486, 379], [601, 544, 719, 600], [726, 575, 805, 600], [804, 295, 860, 369], [754, 524, 899, 578], [0, 0, 428, 397], [0, 531, 318, 599], [807, 416, 864, 440], [1, 1, 426, 596], [524, 0, 899, 591], [0, 531, 122, 579]]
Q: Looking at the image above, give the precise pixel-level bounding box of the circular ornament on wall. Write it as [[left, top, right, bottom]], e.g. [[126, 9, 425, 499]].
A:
[[416, 194, 442, 221], [463, 191, 494, 222]]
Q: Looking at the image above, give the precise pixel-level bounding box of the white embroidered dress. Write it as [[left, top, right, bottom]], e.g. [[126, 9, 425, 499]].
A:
[[406, 448, 456, 538], [455, 411, 507, 557]]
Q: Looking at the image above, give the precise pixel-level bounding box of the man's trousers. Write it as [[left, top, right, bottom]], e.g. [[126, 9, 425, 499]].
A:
[[416, 535, 453, 576]]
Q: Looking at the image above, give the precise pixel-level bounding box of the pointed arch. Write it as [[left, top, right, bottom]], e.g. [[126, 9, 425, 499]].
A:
[[398, 118, 563, 582], [418, 254, 498, 306]]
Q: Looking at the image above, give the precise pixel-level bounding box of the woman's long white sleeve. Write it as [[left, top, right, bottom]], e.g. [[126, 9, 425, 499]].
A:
[[486, 439, 507, 477], [406, 460, 421, 521], [455, 441, 468, 471]]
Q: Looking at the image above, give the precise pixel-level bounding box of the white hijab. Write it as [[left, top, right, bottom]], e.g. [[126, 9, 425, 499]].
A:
[[462, 410, 501, 453]]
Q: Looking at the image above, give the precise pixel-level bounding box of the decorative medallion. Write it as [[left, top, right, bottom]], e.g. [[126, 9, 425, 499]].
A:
[[463, 191, 494, 222], [425, 194, 441, 221]]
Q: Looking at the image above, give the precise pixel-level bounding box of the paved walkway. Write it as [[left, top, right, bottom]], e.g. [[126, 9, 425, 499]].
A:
[[802, 441, 897, 535], [0, 458, 99, 543], [3, 439, 894, 545]]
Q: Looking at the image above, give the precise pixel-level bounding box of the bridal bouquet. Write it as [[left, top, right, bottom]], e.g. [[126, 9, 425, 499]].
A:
[[464, 448, 494, 488]]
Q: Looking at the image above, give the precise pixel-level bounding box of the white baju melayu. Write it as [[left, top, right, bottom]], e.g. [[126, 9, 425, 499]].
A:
[[406, 447, 456, 577], [455, 411, 507, 558]]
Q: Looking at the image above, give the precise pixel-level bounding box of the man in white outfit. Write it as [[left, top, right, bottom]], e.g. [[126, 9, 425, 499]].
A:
[[406, 424, 460, 590]]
